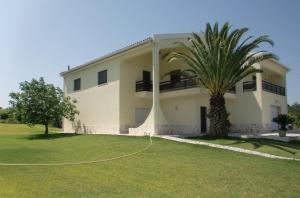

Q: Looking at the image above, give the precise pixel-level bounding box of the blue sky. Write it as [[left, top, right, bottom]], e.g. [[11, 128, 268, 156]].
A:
[[0, 0, 299, 107]]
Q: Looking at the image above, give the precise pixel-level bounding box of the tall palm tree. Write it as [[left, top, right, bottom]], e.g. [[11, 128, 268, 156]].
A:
[[165, 22, 277, 137]]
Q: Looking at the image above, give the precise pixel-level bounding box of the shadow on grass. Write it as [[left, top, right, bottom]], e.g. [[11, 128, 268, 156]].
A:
[[23, 133, 81, 140], [188, 136, 300, 156]]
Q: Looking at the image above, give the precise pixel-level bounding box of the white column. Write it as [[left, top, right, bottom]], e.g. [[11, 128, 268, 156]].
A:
[[152, 41, 160, 128], [129, 36, 168, 135]]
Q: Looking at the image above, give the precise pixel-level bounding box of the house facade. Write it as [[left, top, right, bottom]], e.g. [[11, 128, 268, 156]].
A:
[[60, 33, 288, 136]]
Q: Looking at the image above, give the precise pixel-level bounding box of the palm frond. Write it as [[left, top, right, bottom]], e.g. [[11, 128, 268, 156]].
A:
[[164, 22, 277, 95]]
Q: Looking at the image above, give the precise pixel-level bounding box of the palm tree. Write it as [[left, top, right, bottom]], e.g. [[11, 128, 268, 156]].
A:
[[165, 22, 277, 137]]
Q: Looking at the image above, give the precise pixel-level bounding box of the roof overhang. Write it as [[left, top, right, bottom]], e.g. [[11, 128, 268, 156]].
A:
[[60, 37, 153, 76]]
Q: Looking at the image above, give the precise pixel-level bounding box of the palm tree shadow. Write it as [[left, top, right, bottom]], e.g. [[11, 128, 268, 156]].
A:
[[23, 133, 81, 140], [190, 136, 300, 156], [225, 138, 300, 156]]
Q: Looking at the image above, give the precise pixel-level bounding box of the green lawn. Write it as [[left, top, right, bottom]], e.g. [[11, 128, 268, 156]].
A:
[[188, 136, 300, 159], [0, 124, 300, 197]]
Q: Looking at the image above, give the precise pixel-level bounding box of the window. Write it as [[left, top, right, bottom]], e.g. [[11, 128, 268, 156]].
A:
[[98, 70, 107, 85], [74, 78, 81, 91], [170, 69, 181, 83]]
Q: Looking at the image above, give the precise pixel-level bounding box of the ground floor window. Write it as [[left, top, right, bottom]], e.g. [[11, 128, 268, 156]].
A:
[[135, 108, 150, 125]]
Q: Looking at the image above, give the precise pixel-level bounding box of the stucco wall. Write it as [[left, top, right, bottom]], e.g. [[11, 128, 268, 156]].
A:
[[119, 52, 152, 132], [261, 91, 288, 131], [63, 60, 121, 134], [61, 37, 288, 135]]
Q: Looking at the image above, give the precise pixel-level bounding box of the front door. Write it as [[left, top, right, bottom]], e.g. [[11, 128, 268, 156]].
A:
[[200, 106, 207, 133], [271, 106, 280, 130]]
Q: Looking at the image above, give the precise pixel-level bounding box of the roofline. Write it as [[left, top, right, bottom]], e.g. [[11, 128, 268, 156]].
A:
[[267, 59, 289, 71], [60, 37, 153, 76], [59, 33, 197, 76], [60, 32, 289, 76]]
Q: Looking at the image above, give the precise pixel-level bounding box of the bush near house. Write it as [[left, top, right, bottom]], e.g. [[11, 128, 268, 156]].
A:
[[273, 114, 294, 131]]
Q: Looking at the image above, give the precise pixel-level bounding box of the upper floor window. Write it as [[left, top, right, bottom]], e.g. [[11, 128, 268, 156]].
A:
[[74, 78, 81, 91], [98, 70, 107, 85]]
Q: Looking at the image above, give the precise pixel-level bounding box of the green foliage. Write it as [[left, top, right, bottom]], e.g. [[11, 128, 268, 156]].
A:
[[273, 114, 294, 131], [9, 77, 79, 134], [165, 22, 276, 136], [289, 102, 300, 129], [0, 108, 9, 120], [0, 108, 20, 123], [165, 22, 277, 95]]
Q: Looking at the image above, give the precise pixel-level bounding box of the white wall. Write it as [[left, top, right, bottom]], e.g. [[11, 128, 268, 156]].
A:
[[119, 52, 152, 132], [63, 60, 121, 134]]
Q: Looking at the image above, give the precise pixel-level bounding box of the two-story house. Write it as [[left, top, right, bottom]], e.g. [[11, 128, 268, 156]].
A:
[[60, 33, 288, 136]]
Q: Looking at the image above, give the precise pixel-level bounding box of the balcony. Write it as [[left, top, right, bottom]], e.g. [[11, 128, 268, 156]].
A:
[[136, 76, 236, 93], [262, 80, 285, 96], [243, 81, 257, 91], [136, 76, 199, 92], [243, 80, 285, 96]]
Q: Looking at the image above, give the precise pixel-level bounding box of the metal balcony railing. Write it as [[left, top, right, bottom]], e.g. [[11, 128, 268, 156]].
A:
[[136, 76, 236, 93], [243, 81, 257, 91], [243, 80, 285, 96], [262, 80, 285, 96]]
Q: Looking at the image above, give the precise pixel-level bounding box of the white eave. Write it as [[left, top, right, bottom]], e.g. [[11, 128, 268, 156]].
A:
[[59, 33, 196, 76], [60, 32, 289, 76]]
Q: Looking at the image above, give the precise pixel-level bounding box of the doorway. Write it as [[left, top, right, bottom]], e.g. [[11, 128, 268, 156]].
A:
[[271, 106, 281, 130], [200, 106, 207, 133]]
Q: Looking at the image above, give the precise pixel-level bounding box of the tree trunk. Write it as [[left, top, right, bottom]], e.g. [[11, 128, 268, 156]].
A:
[[45, 124, 49, 135], [208, 93, 230, 137]]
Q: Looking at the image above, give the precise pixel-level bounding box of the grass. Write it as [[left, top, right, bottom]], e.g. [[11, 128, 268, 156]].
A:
[[0, 124, 299, 197], [188, 136, 300, 159]]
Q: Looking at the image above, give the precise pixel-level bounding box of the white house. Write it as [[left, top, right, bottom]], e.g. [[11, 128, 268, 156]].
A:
[[60, 33, 288, 136]]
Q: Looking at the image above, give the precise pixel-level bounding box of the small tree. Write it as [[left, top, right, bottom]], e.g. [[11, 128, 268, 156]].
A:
[[9, 77, 79, 135], [273, 114, 294, 131]]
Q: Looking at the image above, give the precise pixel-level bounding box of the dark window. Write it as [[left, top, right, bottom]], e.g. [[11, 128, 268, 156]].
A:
[[98, 70, 107, 85], [74, 78, 81, 91], [142, 71, 151, 91], [143, 71, 151, 82], [200, 106, 207, 133], [170, 70, 181, 83]]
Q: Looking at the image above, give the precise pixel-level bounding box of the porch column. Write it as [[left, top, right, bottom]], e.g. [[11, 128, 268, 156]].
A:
[[128, 36, 168, 136], [151, 39, 168, 134]]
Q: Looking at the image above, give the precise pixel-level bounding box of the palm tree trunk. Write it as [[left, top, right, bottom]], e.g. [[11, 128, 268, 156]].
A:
[[208, 94, 230, 137]]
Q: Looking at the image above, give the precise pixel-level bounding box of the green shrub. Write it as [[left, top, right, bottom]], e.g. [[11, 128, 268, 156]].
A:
[[273, 114, 294, 131]]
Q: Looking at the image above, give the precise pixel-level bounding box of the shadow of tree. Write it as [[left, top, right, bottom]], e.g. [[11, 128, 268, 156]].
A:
[[23, 133, 81, 140], [189, 136, 300, 156], [225, 138, 299, 155]]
